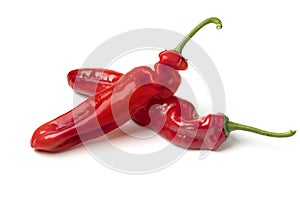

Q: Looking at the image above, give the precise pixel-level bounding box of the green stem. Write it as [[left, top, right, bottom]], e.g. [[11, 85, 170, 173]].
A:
[[174, 17, 222, 54], [226, 120, 296, 138]]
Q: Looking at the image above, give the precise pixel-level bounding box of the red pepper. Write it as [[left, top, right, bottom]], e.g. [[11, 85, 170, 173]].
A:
[[67, 68, 296, 150], [31, 17, 223, 152]]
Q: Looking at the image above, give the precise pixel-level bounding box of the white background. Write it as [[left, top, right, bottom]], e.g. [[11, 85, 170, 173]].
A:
[[1, 0, 299, 199]]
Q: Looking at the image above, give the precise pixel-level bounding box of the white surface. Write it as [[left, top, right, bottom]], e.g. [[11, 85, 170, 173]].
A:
[[1, 0, 299, 199]]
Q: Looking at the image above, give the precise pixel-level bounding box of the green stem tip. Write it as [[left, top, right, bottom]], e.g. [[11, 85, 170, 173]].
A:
[[224, 116, 296, 138], [174, 17, 222, 54]]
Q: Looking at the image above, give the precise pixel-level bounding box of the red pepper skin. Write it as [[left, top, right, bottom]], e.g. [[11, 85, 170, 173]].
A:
[[67, 68, 123, 96], [67, 68, 123, 94], [67, 67, 296, 149], [31, 51, 187, 152], [67, 68, 227, 150], [132, 97, 226, 150]]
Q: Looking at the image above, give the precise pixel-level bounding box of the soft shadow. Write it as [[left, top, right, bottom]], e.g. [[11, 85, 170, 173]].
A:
[[216, 132, 291, 152], [216, 134, 244, 151]]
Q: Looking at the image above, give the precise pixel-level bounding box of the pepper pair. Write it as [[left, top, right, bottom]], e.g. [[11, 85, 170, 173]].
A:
[[68, 68, 227, 150], [31, 17, 296, 153]]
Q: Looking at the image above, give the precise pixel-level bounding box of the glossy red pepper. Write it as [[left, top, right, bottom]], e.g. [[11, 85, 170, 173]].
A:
[[68, 68, 225, 149], [31, 17, 223, 152], [67, 68, 296, 150]]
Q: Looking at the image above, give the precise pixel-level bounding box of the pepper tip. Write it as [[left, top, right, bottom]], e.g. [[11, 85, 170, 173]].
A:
[[216, 24, 222, 29], [290, 130, 297, 136]]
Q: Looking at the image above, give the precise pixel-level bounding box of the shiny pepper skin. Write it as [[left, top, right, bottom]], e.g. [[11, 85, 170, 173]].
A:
[[133, 97, 226, 150], [31, 51, 188, 152], [67, 67, 296, 150], [67, 68, 123, 95], [67, 68, 227, 150]]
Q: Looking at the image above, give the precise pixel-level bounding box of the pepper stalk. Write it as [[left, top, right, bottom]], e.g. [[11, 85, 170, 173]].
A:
[[172, 17, 296, 138], [223, 115, 296, 137], [174, 17, 222, 54]]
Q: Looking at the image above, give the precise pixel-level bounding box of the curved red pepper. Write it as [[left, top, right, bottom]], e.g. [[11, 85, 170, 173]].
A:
[[133, 97, 226, 150], [31, 51, 186, 152], [31, 17, 224, 152], [68, 68, 226, 150], [67, 67, 296, 150]]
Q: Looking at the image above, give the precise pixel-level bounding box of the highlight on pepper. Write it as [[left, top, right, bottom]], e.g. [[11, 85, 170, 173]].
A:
[[30, 17, 296, 153]]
